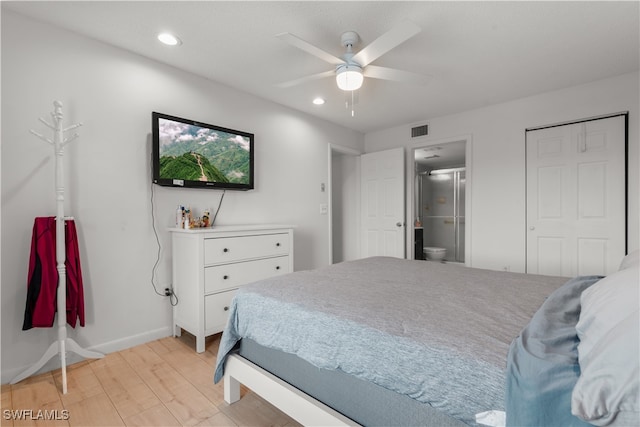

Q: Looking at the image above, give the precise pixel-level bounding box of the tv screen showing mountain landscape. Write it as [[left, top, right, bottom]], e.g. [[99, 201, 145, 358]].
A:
[[157, 117, 251, 185]]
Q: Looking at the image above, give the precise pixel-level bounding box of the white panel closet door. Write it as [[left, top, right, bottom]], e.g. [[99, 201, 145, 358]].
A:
[[526, 115, 626, 276], [360, 147, 405, 258]]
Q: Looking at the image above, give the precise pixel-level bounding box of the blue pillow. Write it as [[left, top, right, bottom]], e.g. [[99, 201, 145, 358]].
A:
[[505, 275, 602, 427]]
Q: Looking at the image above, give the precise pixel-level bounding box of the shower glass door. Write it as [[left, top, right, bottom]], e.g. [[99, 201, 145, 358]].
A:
[[422, 168, 465, 263]]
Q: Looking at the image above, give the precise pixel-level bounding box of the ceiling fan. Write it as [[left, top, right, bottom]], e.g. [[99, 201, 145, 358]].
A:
[[276, 20, 430, 91]]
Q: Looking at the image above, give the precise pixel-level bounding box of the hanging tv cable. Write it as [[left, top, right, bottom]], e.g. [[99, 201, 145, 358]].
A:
[[211, 190, 226, 228]]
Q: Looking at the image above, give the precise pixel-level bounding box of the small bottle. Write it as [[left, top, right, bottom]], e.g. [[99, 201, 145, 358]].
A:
[[184, 216, 190, 229], [176, 205, 183, 228]]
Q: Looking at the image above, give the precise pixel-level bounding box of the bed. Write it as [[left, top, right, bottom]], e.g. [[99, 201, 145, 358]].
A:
[[214, 255, 639, 426]]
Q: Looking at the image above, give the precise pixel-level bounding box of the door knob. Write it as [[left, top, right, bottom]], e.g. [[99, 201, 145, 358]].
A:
[[396, 222, 403, 227]]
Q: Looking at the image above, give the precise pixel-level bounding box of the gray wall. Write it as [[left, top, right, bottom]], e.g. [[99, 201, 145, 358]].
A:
[[1, 11, 363, 382]]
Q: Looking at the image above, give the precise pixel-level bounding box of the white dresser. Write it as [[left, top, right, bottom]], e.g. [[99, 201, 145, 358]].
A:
[[170, 224, 294, 352]]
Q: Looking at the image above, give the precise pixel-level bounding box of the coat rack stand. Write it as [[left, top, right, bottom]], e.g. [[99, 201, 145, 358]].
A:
[[11, 101, 103, 394]]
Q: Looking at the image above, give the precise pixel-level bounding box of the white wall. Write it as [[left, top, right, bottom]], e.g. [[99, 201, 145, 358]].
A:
[[0, 11, 363, 383], [365, 72, 639, 272]]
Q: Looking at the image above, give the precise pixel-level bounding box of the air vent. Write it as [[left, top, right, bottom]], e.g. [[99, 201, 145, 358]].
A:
[[411, 124, 429, 138]]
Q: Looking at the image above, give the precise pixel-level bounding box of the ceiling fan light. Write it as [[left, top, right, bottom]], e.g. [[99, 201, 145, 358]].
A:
[[336, 65, 363, 91]]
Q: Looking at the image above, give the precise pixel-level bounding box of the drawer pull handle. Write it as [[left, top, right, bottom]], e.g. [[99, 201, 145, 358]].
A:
[[223, 275, 229, 280], [223, 248, 229, 253], [276, 242, 281, 247], [223, 306, 229, 311], [276, 266, 280, 270]]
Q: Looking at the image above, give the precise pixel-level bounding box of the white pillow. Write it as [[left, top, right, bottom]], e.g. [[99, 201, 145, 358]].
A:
[[571, 266, 639, 426], [619, 250, 640, 270]]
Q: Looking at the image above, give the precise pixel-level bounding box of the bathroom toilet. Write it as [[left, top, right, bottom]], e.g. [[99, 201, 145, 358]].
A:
[[423, 247, 446, 261]]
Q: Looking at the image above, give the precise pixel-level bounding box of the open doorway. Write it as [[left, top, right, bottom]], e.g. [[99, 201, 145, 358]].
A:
[[412, 139, 470, 264], [328, 144, 361, 264]]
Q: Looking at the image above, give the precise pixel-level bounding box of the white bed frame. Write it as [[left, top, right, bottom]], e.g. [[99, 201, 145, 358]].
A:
[[223, 354, 358, 426]]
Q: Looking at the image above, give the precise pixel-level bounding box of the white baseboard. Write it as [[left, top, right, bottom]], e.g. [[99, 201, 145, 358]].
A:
[[2, 326, 172, 384], [90, 326, 172, 354]]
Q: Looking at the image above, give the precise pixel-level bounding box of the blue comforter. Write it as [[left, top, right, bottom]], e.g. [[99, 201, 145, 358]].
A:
[[214, 257, 568, 425], [505, 275, 602, 427]]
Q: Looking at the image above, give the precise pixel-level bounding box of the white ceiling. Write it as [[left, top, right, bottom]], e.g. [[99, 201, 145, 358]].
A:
[[4, 1, 639, 134]]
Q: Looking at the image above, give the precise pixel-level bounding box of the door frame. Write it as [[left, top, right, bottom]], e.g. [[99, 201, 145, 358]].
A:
[[328, 143, 362, 265], [409, 134, 473, 265]]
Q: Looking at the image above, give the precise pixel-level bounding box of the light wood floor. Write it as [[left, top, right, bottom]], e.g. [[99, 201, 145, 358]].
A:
[[1, 333, 301, 426]]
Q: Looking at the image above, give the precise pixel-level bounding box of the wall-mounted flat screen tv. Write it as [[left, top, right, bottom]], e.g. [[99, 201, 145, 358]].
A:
[[152, 112, 254, 190]]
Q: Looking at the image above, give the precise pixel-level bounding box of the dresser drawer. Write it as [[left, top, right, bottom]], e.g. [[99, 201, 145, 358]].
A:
[[204, 255, 290, 294], [204, 233, 289, 264], [172, 225, 293, 353], [204, 290, 236, 332]]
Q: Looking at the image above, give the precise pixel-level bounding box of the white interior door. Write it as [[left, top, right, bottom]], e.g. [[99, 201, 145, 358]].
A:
[[526, 115, 626, 276], [360, 148, 405, 258]]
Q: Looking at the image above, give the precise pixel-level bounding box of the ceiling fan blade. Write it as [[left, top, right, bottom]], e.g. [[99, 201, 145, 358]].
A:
[[275, 69, 335, 88], [363, 65, 431, 86], [276, 32, 345, 66], [352, 20, 421, 67]]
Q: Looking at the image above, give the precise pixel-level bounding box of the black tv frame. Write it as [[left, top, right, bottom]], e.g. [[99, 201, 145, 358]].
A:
[[152, 112, 254, 191]]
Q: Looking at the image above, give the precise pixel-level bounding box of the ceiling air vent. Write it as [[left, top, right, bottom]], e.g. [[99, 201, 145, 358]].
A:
[[411, 124, 429, 138]]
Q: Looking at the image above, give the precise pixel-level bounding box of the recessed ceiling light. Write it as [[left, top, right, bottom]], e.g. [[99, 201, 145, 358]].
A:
[[312, 97, 325, 105], [158, 33, 181, 46]]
